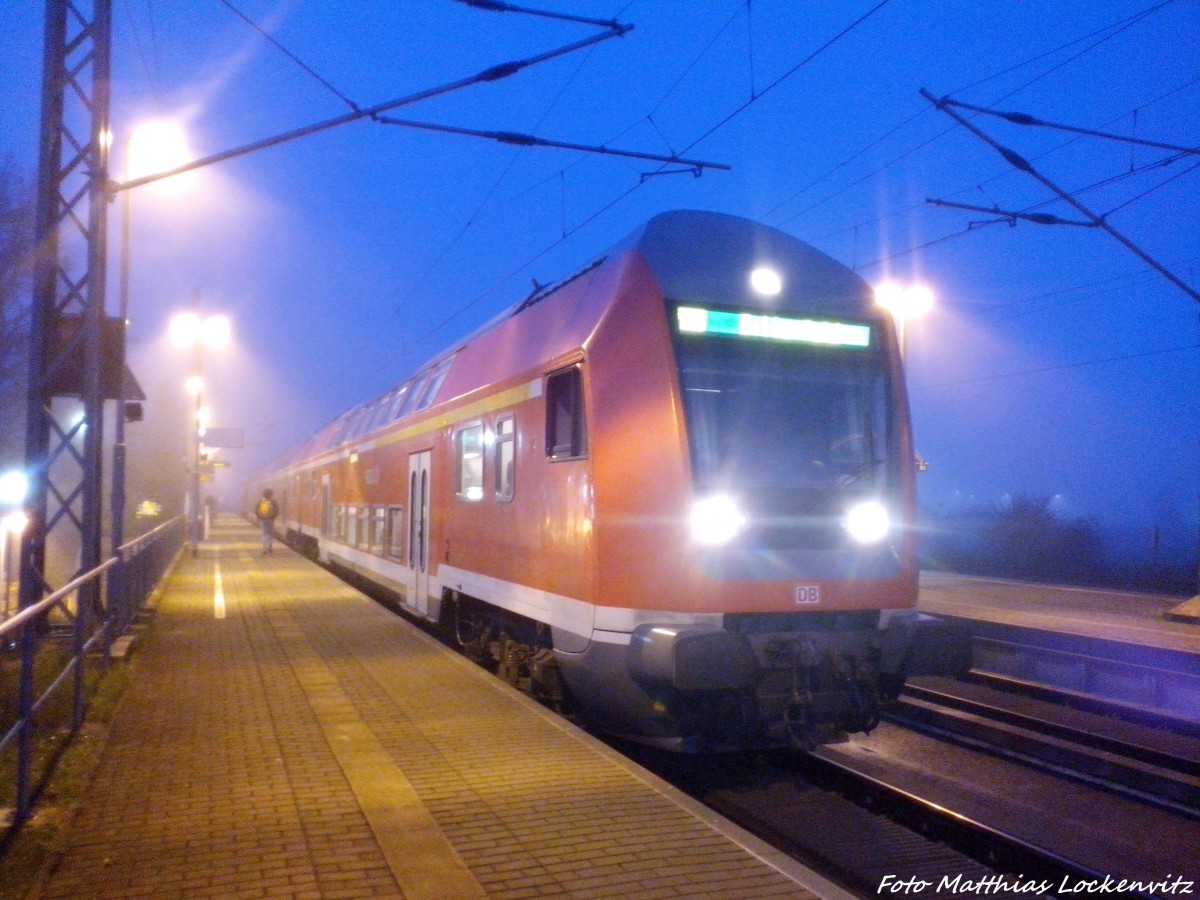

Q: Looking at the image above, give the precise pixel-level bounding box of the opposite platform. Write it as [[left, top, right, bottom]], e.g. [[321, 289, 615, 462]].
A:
[[919, 570, 1200, 655], [27, 517, 832, 900]]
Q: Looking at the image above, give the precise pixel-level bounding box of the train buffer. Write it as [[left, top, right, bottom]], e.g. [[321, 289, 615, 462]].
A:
[[28, 516, 843, 899]]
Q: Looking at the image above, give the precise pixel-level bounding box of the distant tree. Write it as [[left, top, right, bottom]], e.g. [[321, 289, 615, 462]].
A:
[[979, 494, 1105, 582], [0, 158, 34, 467]]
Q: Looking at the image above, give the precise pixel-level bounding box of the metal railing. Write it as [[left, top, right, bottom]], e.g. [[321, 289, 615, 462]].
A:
[[0, 515, 184, 835]]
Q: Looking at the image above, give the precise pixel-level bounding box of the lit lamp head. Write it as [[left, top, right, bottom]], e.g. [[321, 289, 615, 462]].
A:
[[126, 120, 192, 182], [0, 470, 29, 508], [3, 511, 29, 536], [0, 471, 30, 538], [873, 282, 934, 322], [169, 312, 231, 351], [874, 282, 933, 358]]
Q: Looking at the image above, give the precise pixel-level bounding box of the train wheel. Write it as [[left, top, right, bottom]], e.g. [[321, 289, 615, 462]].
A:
[[452, 598, 491, 663]]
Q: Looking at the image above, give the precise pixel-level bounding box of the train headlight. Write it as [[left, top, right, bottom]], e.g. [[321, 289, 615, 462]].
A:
[[690, 495, 747, 545], [843, 500, 890, 544]]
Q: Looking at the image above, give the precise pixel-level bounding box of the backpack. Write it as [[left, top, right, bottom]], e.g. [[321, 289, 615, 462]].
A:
[[256, 498, 277, 519]]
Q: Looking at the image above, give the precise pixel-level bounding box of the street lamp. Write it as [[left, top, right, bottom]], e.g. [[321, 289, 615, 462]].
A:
[[169, 312, 230, 556], [875, 282, 934, 474], [113, 121, 193, 561], [0, 470, 29, 618], [874, 281, 934, 359]]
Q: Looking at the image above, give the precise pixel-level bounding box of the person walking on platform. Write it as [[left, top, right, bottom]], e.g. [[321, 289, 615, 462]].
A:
[[255, 488, 279, 554]]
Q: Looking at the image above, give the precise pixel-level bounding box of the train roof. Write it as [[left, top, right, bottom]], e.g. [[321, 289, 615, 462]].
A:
[[260, 210, 875, 474], [618, 209, 873, 316]]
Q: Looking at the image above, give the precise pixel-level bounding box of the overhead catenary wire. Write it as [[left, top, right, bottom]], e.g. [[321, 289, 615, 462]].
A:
[[403, 0, 896, 354], [763, 0, 1181, 226], [977, 257, 1200, 325], [398, 43, 603, 319], [1101, 158, 1200, 218], [825, 74, 1200, 266], [110, 16, 631, 195], [916, 341, 1199, 393], [859, 148, 1199, 278], [673, 0, 894, 160], [120, 0, 167, 110], [922, 88, 1200, 305], [216, 0, 361, 112], [400, 0, 639, 303]]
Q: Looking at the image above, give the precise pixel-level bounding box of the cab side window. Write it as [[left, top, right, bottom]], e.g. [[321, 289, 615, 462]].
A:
[[545, 366, 587, 460], [495, 416, 515, 500]]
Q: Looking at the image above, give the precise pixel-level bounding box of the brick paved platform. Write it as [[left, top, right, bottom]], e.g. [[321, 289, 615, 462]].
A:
[[28, 517, 835, 899]]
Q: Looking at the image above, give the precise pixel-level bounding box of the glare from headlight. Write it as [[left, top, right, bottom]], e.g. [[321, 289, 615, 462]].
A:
[[844, 501, 890, 544], [690, 495, 746, 545]]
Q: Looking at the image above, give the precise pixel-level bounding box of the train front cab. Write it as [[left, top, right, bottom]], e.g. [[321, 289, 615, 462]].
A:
[[554, 230, 969, 751]]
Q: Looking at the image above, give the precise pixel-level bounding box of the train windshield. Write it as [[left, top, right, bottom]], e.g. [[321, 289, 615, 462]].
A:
[[672, 305, 895, 544]]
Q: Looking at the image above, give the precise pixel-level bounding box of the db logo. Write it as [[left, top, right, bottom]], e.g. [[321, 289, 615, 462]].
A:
[[794, 585, 820, 605]]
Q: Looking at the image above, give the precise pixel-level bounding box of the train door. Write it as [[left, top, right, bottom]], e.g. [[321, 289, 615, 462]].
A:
[[407, 450, 432, 616], [319, 474, 331, 562]]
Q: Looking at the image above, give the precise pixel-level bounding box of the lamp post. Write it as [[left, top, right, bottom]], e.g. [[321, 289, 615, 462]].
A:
[[169, 312, 229, 557], [875, 282, 934, 473], [113, 121, 192, 560]]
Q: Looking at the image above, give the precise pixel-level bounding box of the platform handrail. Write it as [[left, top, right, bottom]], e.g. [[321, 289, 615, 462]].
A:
[[0, 558, 118, 641], [1, 515, 185, 835]]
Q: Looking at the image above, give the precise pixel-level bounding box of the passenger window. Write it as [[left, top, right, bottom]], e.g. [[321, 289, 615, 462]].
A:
[[372, 506, 387, 554], [397, 372, 429, 419], [495, 416, 515, 500], [387, 506, 404, 558], [545, 366, 587, 460], [416, 355, 455, 412], [387, 384, 410, 422], [456, 423, 485, 501]]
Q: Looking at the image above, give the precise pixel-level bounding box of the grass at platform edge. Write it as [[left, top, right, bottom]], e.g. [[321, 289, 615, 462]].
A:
[[0, 660, 132, 900]]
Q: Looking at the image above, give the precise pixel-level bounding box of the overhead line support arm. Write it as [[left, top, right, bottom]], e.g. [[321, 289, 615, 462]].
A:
[[452, 0, 628, 31], [926, 198, 1096, 228], [109, 21, 630, 196], [373, 116, 729, 172], [921, 88, 1200, 305], [940, 97, 1200, 157]]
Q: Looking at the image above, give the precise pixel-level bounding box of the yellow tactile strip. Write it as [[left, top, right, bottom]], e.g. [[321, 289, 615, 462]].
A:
[[257, 600, 485, 899], [32, 518, 817, 899]]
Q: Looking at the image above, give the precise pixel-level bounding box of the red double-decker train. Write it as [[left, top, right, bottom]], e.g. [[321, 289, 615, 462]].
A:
[[249, 210, 966, 751]]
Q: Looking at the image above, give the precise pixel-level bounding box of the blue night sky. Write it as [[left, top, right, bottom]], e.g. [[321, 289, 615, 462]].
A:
[[2, 1, 1198, 559]]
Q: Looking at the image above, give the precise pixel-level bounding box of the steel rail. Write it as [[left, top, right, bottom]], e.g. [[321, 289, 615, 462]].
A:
[[885, 687, 1200, 819], [899, 679, 1200, 777], [803, 747, 1147, 897]]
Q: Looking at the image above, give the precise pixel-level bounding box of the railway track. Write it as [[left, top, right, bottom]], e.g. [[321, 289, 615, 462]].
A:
[[886, 676, 1200, 816], [621, 675, 1199, 899], [703, 751, 1110, 899]]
